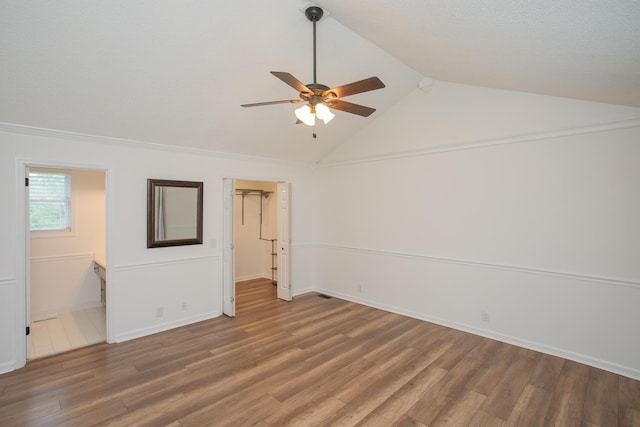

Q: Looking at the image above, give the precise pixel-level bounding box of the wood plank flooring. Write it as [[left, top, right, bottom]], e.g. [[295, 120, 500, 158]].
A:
[[1, 278, 639, 426]]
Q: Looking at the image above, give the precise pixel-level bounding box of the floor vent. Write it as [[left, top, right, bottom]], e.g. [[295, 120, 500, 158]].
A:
[[317, 294, 333, 299]]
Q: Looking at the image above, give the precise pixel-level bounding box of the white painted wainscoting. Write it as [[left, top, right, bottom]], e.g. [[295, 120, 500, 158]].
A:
[[30, 253, 102, 320], [0, 278, 16, 374], [110, 255, 221, 343]]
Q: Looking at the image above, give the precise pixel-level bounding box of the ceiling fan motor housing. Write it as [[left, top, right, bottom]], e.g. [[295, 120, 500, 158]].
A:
[[299, 83, 336, 105]]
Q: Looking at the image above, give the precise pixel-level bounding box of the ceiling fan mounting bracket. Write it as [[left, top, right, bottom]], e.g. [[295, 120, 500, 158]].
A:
[[305, 6, 324, 22]]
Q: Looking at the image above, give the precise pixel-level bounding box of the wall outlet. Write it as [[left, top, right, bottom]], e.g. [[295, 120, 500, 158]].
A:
[[481, 311, 490, 322], [357, 283, 362, 293], [181, 302, 187, 311], [156, 307, 164, 318]]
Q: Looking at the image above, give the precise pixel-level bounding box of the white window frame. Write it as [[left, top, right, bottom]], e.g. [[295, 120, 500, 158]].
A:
[[29, 168, 74, 238]]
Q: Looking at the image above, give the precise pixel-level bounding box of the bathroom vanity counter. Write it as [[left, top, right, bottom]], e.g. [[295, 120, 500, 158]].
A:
[[93, 256, 106, 305]]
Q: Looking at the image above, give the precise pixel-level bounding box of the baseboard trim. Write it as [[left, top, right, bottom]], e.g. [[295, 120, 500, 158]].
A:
[[236, 274, 272, 282], [0, 360, 19, 375], [114, 310, 220, 343], [293, 286, 313, 297], [316, 288, 640, 381]]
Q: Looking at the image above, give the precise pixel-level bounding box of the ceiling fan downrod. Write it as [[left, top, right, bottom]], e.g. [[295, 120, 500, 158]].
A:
[[305, 6, 324, 86]]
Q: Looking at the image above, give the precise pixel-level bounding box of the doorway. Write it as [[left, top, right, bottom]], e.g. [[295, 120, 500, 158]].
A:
[[222, 178, 291, 317], [235, 180, 278, 284], [26, 166, 107, 359]]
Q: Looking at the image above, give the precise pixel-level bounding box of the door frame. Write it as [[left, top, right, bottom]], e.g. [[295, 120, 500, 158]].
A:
[[276, 182, 292, 301], [15, 159, 113, 368], [221, 178, 235, 317], [221, 177, 291, 317]]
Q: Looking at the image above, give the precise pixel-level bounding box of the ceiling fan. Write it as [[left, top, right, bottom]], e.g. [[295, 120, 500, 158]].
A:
[[241, 6, 385, 126]]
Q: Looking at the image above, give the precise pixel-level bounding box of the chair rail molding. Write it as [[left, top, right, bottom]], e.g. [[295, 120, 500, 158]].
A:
[[313, 243, 640, 289]]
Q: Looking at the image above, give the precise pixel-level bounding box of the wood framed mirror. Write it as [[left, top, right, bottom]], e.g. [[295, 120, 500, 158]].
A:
[[147, 179, 203, 248]]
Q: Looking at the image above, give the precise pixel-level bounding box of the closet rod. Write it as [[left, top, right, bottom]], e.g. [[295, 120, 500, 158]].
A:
[[235, 188, 273, 196], [235, 188, 273, 225]]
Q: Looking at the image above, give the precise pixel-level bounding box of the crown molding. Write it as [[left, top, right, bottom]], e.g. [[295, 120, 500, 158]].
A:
[[317, 116, 640, 168], [0, 122, 313, 168]]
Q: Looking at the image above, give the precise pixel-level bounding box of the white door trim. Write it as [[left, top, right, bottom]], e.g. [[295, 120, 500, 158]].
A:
[[276, 182, 292, 301], [15, 159, 112, 370], [222, 178, 236, 317], [222, 178, 292, 315]]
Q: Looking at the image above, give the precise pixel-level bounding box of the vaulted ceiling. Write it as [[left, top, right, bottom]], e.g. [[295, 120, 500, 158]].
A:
[[1, 1, 638, 163]]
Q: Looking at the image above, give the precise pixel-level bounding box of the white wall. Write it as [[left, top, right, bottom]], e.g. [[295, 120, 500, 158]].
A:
[[30, 168, 105, 319], [235, 180, 278, 282], [314, 82, 640, 379], [0, 126, 315, 374], [3, 81, 639, 381]]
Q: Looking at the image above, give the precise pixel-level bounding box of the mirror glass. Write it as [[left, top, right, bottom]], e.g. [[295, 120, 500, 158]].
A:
[[147, 179, 203, 248]]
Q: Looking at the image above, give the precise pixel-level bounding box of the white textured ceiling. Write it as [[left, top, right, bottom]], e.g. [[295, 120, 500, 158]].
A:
[[1, 1, 638, 163], [321, 0, 640, 108]]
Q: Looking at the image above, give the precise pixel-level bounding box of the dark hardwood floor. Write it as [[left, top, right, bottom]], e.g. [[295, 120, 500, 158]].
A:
[[1, 278, 639, 426]]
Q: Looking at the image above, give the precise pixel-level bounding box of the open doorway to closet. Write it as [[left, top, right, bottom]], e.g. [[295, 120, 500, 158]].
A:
[[222, 179, 290, 317], [235, 180, 278, 284], [234, 180, 279, 312], [27, 166, 106, 359]]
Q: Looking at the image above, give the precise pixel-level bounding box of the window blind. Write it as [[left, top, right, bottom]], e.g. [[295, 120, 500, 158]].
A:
[[29, 171, 71, 231]]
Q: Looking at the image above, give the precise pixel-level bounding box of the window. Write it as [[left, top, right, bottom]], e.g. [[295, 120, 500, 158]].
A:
[[29, 170, 72, 231]]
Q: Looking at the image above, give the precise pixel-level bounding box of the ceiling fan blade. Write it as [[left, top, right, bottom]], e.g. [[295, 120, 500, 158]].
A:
[[271, 71, 313, 94], [326, 77, 385, 99], [241, 99, 303, 107], [327, 99, 376, 117]]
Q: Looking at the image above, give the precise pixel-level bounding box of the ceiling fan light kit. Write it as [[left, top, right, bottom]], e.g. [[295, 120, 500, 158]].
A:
[[295, 102, 335, 126], [314, 102, 335, 123], [241, 6, 385, 127], [295, 104, 316, 126]]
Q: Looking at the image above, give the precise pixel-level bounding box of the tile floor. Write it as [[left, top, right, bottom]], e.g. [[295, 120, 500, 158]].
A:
[[29, 306, 106, 359]]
